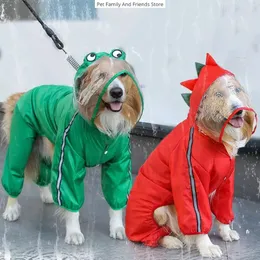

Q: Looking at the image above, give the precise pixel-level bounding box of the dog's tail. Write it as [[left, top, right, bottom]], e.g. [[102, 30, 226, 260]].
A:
[[1, 92, 25, 144]]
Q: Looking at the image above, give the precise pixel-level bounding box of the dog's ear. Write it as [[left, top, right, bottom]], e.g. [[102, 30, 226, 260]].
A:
[[78, 64, 99, 92]]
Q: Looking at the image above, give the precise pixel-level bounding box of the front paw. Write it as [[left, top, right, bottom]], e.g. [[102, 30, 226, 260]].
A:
[[3, 202, 21, 222], [198, 244, 223, 258], [220, 229, 240, 242], [110, 225, 126, 240], [65, 231, 85, 245], [218, 222, 240, 242]]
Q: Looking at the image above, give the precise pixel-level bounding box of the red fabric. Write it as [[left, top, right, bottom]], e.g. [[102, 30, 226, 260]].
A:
[[125, 53, 257, 246]]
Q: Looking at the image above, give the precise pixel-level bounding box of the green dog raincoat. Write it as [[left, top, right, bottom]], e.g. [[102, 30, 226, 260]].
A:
[[1, 49, 143, 212]]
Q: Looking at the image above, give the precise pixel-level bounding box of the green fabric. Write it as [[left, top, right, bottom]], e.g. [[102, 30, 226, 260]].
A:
[[36, 160, 52, 187], [1, 106, 35, 198], [181, 93, 191, 107], [1, 85, 133, 211], [195, 62, 205, 76]]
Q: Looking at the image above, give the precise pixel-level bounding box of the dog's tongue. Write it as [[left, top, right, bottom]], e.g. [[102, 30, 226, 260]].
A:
[[229, 117, 244, 128], [110, 102, 122, 111]]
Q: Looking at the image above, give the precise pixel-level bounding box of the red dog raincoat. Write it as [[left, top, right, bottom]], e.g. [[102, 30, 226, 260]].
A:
[[125, 53, 257, 247]]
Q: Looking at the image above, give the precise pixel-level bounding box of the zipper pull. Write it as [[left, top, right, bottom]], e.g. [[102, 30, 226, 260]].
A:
[[104, 144, 109, 155]]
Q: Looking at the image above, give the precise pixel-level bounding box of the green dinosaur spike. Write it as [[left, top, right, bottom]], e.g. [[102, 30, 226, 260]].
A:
[[181, 93, 191, 107], [195, 62, 204, 76]]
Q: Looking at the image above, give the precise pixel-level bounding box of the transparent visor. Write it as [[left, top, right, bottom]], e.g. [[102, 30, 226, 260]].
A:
[[197, 77, 257, 144], [75, 56, 144, 123]]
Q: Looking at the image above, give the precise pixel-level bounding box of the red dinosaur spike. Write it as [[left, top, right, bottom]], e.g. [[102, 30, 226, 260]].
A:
[[180, 78, 198, 91], [206, 53, 218, 66]]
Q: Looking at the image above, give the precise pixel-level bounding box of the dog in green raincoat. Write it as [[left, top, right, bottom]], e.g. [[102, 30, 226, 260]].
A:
[[1, 49, 144, 245]]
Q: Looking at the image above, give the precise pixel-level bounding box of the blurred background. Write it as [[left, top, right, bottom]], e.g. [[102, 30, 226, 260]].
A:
[[1, 0, 260, 137]]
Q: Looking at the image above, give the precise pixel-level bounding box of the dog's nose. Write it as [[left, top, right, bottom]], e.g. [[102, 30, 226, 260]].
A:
[[110, 87, 123, 99], [235, 110, 243, 116]]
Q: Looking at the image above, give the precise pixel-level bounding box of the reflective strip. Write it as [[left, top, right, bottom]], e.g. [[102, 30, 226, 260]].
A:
[[186, 127, 201, 232], [56, 112, 78, 206], [127, 134, 131, 199]]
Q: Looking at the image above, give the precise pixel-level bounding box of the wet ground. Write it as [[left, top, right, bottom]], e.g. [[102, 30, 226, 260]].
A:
[[0, 131, 260, 259]]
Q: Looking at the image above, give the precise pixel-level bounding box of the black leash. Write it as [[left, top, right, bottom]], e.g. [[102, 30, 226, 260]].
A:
[[21, 0, 80, 70]]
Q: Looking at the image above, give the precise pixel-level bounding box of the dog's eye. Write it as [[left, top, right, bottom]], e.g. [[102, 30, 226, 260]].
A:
[[235, 88, 241, 93], [86, 53, 96, 62], [215, 92, 223, 97], [99, 72, 107, 79], [112, 49, 123, 58]]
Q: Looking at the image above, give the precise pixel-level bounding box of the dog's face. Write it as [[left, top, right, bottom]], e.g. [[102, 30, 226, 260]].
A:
[[76, 56, 143, 137], [196, 75, 255, 149]]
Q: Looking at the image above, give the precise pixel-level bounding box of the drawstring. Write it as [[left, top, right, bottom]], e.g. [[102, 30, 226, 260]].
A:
[[21, 0, 80, 71]]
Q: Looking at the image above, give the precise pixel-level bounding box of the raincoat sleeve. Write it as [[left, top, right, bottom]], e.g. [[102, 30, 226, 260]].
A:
[[210, 169, 235, 224], [50, 120, 86, 212], [101, 135, 132, 210], [169, 140, 212, 235]]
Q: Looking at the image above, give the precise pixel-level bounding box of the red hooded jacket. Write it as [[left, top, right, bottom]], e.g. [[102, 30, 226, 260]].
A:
[[125, 53, 257, 247]]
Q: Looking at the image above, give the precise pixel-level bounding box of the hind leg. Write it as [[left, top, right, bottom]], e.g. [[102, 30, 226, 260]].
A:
[[154, 205, 183, 249], [40, 185, 54, 204], [154, 206, 168, 226], [1, 107, 36, 221]]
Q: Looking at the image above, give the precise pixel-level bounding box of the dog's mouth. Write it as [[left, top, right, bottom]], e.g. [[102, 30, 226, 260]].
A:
[[228, 115, 244, 128], [104, 101, 123, 112]]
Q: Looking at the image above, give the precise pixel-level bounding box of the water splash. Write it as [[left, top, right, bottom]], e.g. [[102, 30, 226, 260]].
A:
[[54, 221, 62, 260], [37, 204, 44, 260], [256, 177, 260, 199], [131, 47, 144, 62], [2, 222, 11, 260], [0, 3, 6, 22]]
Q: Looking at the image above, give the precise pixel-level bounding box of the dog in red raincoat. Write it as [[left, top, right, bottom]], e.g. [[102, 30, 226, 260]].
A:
[[125, 53, 257, 258]]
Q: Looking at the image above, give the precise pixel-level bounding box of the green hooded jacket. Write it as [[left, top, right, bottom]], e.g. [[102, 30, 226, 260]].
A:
[[1, 49, 143, 212]]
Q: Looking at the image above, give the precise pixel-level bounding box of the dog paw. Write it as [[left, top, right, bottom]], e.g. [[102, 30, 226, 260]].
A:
[[40, 187, 54, 204], [3, 202, 21, 222], [199, 244, 222, 258], [220, 229, 240, 242], [65, 232, 85, 245], [159, 236, 183, 249], [110, 226, 126, 240], [218, 223, 240, 242]]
